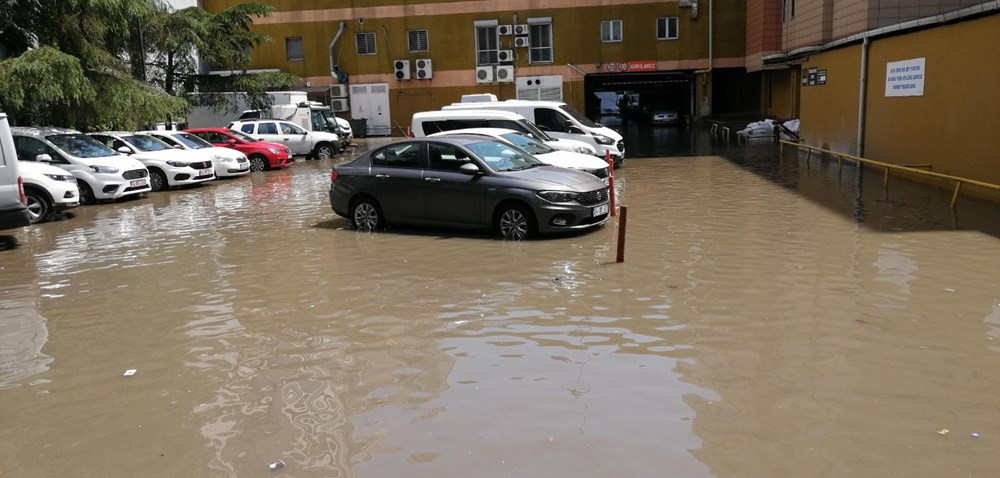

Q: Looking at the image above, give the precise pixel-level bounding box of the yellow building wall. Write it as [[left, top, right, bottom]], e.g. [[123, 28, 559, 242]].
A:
[[799, 45, 861, 153], [765, 67, 799, 119], [865, 14, 1000, 186]]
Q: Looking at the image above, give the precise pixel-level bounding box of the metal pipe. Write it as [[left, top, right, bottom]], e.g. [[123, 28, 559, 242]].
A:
[[692, 0, 713, 115], [329, 21, 346, 78], [856, 36, 870, 157]]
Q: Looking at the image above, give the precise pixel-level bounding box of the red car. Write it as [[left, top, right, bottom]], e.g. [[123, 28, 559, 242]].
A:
[[185, 128, 292, 172]]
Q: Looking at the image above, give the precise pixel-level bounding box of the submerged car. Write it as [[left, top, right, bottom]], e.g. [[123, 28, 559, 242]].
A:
[[144, 130, 249, 178], [90, 132, 214, 191], [651, 110, 679, 125], [329, 136, 610, 240]]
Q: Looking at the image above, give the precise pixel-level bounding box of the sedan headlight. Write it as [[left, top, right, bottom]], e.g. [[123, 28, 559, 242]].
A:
[[89, 165, 119, 174], [213, 154, 232, 163], [592, 134, 614, 145], [44, 173, 76, 182], [573, 146, 593, 154], [166, 161, 191, 167], [268, 148, 282, 154], [538, 191, 580, 203]]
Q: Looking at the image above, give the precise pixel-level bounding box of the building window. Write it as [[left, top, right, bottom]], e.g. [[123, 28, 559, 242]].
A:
[[601, 20, 622, 43], [528, 19, 552, 64], [408, 29, 429, 52], [475, 21, 499, 65], [356, 32, 376, 55], [656, 17, 678, 40], [285, 37, 304, 61]]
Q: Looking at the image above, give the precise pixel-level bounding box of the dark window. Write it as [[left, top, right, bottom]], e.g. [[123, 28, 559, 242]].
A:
[[534, 108, 571, 132], [408, 29, 429, 52], [489, 120, 528, 133], [476, 25, 498, 65], [258, 123, 278, 135], [529, 23, 552, 63], [240, 124, 255, 134], [13, 137, 65, 163], [601, 20, 622, 42], [657, 17, 679, 40], [356, 32, 376, 55], [285, 37, 304, 61], [371, 143, 425, 168], [279, 122, 304, 135], [427, 143, 471, 172]]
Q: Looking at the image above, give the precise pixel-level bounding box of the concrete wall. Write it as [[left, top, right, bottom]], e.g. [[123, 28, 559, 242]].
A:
[[865, 13, 1000, 185], [764, 67, 799, 119]]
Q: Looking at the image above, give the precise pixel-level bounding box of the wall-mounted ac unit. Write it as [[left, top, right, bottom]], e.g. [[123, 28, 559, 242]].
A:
[[513, 24, 529, 36], [475, 66, 494, 84], [330, 84, 348, 98], [496, 65, 515, 83], [498, 25, 513, 35], [331, 98, 349, 112], [393, 59, 410, 80], [414, 59, 433, 79], [679, 0, 692, 6], [497, 50, 514, 63], [514, 37, 529, 48]]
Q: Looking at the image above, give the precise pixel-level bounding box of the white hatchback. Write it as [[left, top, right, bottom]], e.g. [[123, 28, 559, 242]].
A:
[[144, 130, 250, 178], [17, 160, 80, 224], [90, 132, 215, 191]]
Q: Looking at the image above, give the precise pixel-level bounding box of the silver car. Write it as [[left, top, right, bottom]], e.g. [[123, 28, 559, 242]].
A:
[[328, 136, 610, 240]]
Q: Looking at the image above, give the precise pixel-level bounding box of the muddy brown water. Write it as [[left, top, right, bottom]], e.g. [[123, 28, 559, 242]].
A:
[[2, 144, 999, 477]]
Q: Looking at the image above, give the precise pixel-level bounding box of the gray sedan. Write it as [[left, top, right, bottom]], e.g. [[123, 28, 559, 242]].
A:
[[328, 136, 610, 239]]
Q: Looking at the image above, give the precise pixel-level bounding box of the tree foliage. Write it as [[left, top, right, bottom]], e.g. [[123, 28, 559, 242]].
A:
[[0, 0, 298, 130]]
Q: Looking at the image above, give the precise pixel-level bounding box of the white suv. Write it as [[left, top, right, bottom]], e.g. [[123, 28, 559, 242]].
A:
[[229, 119, 342, 160], [144, 130, 250, 178], [10, 127, 151, 204], [18, 160, 80, 224], [91, 132, 215, 191]]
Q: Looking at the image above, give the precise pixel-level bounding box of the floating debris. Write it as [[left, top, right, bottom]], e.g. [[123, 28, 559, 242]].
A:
[[936, 429, 949, 435], [268, 460, 285, 471], [123, 369, 137, 377]]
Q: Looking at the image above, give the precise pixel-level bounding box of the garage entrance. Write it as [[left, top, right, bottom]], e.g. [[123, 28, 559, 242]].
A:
[[584, 71, 694, 123]]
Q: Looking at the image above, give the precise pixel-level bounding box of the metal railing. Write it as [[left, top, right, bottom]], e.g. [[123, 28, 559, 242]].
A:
[[779, 140, 1000, 208]]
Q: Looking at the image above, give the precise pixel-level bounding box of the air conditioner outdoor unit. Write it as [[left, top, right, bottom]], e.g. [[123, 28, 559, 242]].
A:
[[497, 50, 514, 63], [679, 0, 692, 6], [514, 37, 530, 48], [496, 65, 514, 83], [513, 24, 529, 35], [475, 66, 494, 84], [330, 98, 349, 112], [414, 58, 433, 79], [498, 25, 513, 35], [393, 59, 410, 80], [329, 84, 348, 98]]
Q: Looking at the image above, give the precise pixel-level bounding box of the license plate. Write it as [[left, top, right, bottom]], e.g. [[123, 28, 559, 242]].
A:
[[592, 204, 609, 217], [199, 168, 213, 176], [130, 179, 146, 187]]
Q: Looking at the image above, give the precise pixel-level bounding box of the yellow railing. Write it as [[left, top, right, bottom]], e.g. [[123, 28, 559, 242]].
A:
[[778, 140, 1000, 209]]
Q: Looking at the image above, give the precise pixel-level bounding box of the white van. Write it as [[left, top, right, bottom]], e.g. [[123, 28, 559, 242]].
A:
[[411, 110, 597, 156], [0, 113, 31, 230], [443, 98, 625, 167]]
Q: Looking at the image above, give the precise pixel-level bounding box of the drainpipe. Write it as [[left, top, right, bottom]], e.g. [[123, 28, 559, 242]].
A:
[[692, 0, 713, 116], [856, 35, 869, 157], [329, 21, 346, 78]]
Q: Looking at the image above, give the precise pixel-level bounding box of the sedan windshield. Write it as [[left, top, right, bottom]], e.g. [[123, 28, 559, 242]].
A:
[[466, 140, 544, 172], [172, 133, 213, 149], [46, 134, 117, 158], [123, 135, 171, 152], [227, 130, 257, 143], [500, 132, 554, 155]]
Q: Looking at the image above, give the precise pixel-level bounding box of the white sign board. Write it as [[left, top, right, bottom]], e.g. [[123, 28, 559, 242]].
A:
[[885, 58, 925, 97]]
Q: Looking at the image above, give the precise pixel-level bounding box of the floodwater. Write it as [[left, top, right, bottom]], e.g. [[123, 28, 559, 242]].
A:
[[1, 142, 999, 477]]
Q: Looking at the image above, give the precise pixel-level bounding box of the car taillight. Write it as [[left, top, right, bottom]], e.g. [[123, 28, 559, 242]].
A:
[[330, 169, 339, 181], [17, 176, 25, 204]]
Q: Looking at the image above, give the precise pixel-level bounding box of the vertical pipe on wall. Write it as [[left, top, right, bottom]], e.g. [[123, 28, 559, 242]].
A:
[[856, 36, 870, 157], [329, 21, 346, 78]]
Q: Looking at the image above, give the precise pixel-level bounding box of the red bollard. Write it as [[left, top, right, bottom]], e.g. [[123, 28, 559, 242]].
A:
[[616, 205, 627, 263], [606, 150, 616, 217]]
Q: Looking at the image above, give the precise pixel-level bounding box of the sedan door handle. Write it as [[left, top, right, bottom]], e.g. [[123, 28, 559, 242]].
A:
[[424, 177, 441, 182], [375, 174, 390, 179]]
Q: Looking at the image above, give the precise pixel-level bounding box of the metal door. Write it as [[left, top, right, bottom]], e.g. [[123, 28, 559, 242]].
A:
[[349, 83, 391, 136]]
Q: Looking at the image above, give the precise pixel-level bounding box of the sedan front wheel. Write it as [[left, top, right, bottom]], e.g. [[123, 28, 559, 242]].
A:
[[351, 197, 385, 231], [496, 203, 536, 240]]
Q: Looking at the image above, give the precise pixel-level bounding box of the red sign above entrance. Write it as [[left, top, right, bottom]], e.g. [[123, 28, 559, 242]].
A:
[[604, 60, 658, 73]]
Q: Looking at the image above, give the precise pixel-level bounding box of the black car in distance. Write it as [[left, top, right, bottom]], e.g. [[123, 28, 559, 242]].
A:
[[329, 136, 611, 240]]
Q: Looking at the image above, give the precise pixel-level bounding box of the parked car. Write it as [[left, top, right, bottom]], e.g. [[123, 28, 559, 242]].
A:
[[430, 128, 610, 182], [10, 127, 151, 204], [228, 119, 342, 159], [17, 160, 79, 224], [143, 130, 250, 178], [651, 109, 679, 125], [184, 128, 292, 172], [0, 113, 30, 230], [90, 132, 214, 191], [411, 109, 598, 156], [329, 136, 610, 240]]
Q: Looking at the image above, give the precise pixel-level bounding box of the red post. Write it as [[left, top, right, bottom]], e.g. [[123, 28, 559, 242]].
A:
[[616, 205, 627, 263], [606, 150, 616, 217]]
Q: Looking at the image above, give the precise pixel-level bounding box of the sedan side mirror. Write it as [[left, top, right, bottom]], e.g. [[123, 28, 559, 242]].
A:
[[35, 154, 53, 162], [226, 139, 237, 146], [459, 163, 481, 176], [173, 144, 184, 149], [117, 146, 133, 154], [568, 126, 584, 134]]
